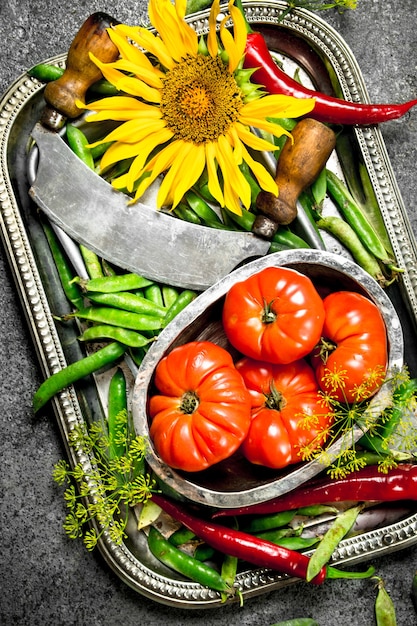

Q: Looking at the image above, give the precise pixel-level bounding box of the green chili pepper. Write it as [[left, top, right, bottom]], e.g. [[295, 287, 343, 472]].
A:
[[163, 290, 198, 326], [74, 273, 153, 293], [306, 505, 363, 582], [107, 368, 127, 461], [33, 342, 126, 413], [27, 63, 64, 82], [374, 577, 397, 626], [78, 324, 153, 348], [71, 306, 164, 331], [87, 290, 167, 318], [194, 543, 216, 562], [66, 124, 94, 171], [147, 526, 232, 594], [41, 219, 84, 310]]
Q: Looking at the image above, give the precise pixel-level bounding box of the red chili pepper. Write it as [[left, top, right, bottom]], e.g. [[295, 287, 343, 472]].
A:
[[244, 30, 417, 126], [213, 463, 417, 518], [151, 493, 373, 584]]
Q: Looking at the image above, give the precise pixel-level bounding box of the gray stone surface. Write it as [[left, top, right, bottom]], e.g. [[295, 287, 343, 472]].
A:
[[0, 0, 416, 624]]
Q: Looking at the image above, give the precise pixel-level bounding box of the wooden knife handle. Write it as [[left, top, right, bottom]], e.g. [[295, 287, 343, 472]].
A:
[[253, 118, 336, 238], [43, 12, 120, 126]]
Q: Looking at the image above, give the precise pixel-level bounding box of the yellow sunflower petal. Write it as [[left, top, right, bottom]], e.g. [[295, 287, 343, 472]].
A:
[[90, 54, 161, 102], [149, 0, 198, 62], [125, 128, 174, 191], [133, 140, 183, 201], [242, 94, 315, 119], [98, 117, 167, 144], [219, 1, 247, 73], [216, 135, 250, 212], [111, 58, 164, 89], [208, 0, 221, 58], [108, 27, 162, 78], [118, 25, 175, 71], [234, 121, 279, 151], [240, 143, 278, 195], [205, 142, 224, 207], [158, 142, 206, 207]]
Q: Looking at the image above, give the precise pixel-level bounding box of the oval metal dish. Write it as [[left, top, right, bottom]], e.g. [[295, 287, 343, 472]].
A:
[[1, 0, 417, 608]]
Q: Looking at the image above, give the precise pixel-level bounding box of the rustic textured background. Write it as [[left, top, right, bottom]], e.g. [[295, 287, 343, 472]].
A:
[[1, 0, 416, 624]]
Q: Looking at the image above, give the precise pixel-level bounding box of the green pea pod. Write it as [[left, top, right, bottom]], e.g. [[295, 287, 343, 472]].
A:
[[75, 273, 153, 293], [144, 284, 165, 308], [87, 290, 167, 317], [79, 324, 152, 348], [311, 167, 327, 208], [71, 306, 164, 331], [162, 286, 180, 308], [359, 378, 417, 454], [168, 526, 196, 547], [173, 203, 202, 224], [325, 170, 395, 265], [79, 245, 104, 279], [184, 190, 223, 224], [33, 342, 126, 413], [243, 510, 296, 533], [28, 63, 64, 82], [147, 526, 232, 594], [374, 577, 397, 626], [41, 218, 84, 310], [306, 505, 363, 582], [316, 216, 384, 284], [163, 290, 197, 326], [66, 124, 94, 171], [194, 543, 216, 562], [107, 368, 127, 460]]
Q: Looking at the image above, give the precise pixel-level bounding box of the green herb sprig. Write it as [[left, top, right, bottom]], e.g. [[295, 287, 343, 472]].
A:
[[53, 411, 155, 551]]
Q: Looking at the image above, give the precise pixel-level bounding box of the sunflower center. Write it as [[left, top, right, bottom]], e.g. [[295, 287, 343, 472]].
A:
[[161, 54, 243, 144]]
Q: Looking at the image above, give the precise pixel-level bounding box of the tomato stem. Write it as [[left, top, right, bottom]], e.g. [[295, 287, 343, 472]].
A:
[[264, 380, 287, 411], [180, 390, 200, 414], [315, 337, 337, 364], [261, 298, 277, 325]]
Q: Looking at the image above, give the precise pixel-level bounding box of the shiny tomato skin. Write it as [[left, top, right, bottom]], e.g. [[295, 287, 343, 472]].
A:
[[149, 341, 252, 472], [222, 267, 325, 364], [311, 291, 388, 403], [236, 357, 334, 469]]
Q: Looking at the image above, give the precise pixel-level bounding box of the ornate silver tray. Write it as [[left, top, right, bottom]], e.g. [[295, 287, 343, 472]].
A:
[[1, 0, 417, 608]]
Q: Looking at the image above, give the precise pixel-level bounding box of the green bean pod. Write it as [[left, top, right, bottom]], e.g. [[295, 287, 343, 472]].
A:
[[75, 273, 153, 293], [163, 290, 198, 326], [184, 190, 223, 224], [107, 368, 127, 460], [78, 324, 153, 348], [33, 342, 126, 413], [71, 306, 164, 331], [162, 286, 180, 308], [87, 290, 167, 318], [147, 526, 232, 594]]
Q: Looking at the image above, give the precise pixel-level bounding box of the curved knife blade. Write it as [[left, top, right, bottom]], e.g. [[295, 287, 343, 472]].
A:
[[29, 123, 270, 290]]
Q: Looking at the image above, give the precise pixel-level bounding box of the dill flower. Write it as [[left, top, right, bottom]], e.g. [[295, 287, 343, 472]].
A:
[[80, 0, 314, 215]]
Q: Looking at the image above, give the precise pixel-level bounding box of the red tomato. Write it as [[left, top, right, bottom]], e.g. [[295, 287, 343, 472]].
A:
[[236, 357, 334, 469], [311, 291, 388, 403], [222, 266, 325, 364], [148, 341, 252, 472]]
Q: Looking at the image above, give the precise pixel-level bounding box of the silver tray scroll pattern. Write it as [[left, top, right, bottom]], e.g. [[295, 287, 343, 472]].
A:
[[1, 0, 417, 608]]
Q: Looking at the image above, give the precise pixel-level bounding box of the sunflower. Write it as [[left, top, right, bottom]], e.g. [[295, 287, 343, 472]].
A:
[[80, 0, 315, 215]]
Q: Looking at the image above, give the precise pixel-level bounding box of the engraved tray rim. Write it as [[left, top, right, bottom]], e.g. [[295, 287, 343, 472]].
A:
[[1, 0, 417, 609]]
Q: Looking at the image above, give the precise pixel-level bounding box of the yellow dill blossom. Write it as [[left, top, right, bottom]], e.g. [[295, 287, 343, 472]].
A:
[[80, 0, 314, 215]]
